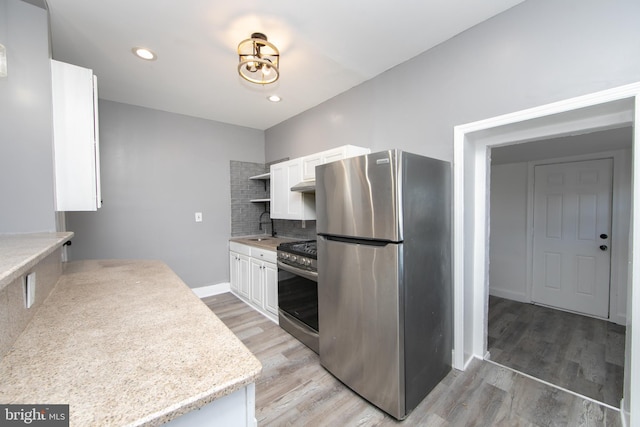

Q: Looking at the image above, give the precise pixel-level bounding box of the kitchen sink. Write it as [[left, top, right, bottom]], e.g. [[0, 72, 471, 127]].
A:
[[248, 238, 272, 241]]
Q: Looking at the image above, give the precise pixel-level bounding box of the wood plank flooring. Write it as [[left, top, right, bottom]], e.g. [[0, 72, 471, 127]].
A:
[[488, 296, 625, 407], [204, 293, 620, 426]]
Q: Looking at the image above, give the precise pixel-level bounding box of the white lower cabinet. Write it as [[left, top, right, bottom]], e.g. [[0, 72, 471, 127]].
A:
[[229, 242, 278, 323], [264, 262, 278, 316], [249, 258, 264, 307], [229, 250, 250, 299]]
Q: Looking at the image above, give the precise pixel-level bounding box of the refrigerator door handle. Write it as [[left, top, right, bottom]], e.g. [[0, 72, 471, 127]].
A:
[[321, 234, 394, 246]]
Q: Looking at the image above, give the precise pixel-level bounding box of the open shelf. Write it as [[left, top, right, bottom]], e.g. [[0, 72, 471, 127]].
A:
[[250, 198, 270, 203], [249, 172, 270, 180]]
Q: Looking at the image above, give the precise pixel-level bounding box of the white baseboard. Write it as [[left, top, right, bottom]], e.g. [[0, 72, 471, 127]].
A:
[[620, 398, 628, 427], [488, 288, 528, 303], [192, 282, 230, 298]]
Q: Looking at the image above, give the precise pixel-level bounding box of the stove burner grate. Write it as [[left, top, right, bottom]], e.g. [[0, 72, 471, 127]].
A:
[[278, 240, 317, 259]]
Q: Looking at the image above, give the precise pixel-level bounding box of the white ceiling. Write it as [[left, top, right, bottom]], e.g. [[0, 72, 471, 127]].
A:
[[46, 0, 524, 130]]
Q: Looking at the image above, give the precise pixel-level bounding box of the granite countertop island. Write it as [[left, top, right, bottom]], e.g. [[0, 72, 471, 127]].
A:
[[0, 258, 262, 426], [0, 232, 73, 291]]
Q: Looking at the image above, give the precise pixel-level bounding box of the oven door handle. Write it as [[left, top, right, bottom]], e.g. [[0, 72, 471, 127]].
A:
[[277, 261, 318, 282]]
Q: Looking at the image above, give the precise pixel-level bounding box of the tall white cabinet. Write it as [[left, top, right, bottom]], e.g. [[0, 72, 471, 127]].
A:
[[51, 60, 102, 211]]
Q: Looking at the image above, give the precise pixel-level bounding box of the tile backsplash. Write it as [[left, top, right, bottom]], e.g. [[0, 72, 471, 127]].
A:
[[230, 160, 269, 237], [230, 160, 317, 240]]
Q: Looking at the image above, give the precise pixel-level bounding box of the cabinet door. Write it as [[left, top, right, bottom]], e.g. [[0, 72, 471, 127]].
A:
[[238, 254, 250, 298], [285, 160, 303, 217], [271, 158, 315, 220], [51, 60, 101, 211], [264, 262, 278, 316], [302, 153, 322, 181], [250, 259, 264, 306], [229, 252, 239, 293], [270, 162, 288, 218], [322, 146, 370, 165], [321, 147, 347, 164]]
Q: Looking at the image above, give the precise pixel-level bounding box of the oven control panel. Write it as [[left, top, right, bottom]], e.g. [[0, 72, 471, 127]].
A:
[[277, 251, 317, 271]]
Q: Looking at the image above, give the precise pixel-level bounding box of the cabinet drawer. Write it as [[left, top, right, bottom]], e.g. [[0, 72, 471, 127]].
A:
[[229, 241, 251, 256], [251, 247, 277, 263]]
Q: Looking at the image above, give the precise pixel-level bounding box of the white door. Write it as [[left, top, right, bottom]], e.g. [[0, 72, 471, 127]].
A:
[[531, 159, 613, 318]]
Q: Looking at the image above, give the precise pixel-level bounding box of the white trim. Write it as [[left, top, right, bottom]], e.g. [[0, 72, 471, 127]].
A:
[[620, 398, 628, 427], [452, 127, 466, 370], [192, 282, 231, 298], [453, 82, 640, 426], [629, 95, 640, 427]]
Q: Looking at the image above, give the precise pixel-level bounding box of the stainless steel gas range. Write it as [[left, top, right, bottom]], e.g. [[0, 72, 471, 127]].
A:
[[276, 240, 318, 354]]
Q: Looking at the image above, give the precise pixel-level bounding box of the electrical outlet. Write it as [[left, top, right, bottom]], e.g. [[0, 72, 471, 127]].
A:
[[195, 212, 203, 222], [25, 272, 36, 309]]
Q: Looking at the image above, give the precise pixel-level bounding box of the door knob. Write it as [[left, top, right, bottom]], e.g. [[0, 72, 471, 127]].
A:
[[600, 245, 608, 251], [600, 234, 608, 239]]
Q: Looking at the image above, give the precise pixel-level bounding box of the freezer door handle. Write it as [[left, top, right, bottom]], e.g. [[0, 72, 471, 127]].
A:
[[322, 234, 393, 246]]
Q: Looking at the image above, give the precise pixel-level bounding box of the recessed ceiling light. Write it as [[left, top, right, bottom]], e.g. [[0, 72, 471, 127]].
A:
[[267, 95, 281, 103], [132, 47, 157, 61]]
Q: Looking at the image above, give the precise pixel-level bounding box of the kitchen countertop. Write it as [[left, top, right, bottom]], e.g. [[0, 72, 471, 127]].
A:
[[0, 259, 262, 426], [229, 235, 302, 251], [0, 232, 73, 291]]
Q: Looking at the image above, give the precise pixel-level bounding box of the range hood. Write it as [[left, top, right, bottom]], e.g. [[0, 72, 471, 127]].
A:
[[291, 180, 316, 193]]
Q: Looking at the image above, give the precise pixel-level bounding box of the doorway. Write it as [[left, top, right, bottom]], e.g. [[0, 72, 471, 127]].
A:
[[486, 129, 631, 406], [452, 83, 640, 425]]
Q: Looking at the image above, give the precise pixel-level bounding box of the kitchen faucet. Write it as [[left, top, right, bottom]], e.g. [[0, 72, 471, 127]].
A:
[[258, 210, 276, 237]]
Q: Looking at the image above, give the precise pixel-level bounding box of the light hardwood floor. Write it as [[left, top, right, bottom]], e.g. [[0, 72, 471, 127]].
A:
[[204, 293, 621, 426], [488, 295, 625, 408]]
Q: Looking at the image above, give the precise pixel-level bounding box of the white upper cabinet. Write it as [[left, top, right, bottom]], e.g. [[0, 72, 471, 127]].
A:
[[270, 158, 316, 220], [51, 60, 101, 211], [270, 145, 368, 220], [301, 145, 370, 181], [301, 153, 323, 181]]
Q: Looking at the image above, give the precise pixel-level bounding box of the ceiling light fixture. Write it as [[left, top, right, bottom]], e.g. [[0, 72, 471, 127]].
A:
[[132, 47, 157, 61], [267, 95, 281, 103], [237, 33, 279, 85]]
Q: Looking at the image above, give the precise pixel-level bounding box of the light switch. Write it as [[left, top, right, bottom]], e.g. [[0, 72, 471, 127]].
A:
[[25, 272, 36, 309], [195, 212, 203, 222]]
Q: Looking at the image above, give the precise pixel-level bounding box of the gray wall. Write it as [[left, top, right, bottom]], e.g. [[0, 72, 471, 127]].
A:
[[66, 100, 264, 288], [265, 0, 640, 163], [0, 0, 56, 233]]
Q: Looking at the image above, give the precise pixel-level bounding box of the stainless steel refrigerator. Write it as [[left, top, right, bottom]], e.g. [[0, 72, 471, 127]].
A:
[[316, 149, 452, 420]]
